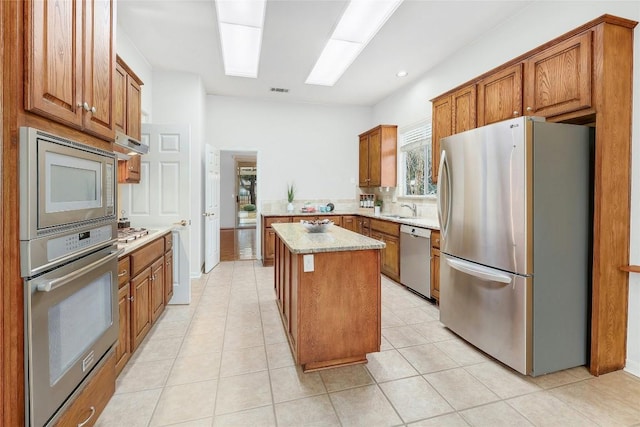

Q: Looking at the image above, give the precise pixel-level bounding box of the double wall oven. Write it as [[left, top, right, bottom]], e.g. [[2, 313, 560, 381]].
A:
[[19, 127, 120, 427]]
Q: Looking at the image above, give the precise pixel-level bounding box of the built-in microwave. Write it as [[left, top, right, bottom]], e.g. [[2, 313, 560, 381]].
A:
[[19, 127, 117, 276]]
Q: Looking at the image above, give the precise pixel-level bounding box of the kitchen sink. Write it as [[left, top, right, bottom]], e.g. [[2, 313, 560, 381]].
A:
[[381, 214, 412, 219]]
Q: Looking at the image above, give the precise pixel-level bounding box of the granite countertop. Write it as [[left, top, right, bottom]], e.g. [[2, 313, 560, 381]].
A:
[[263, 210, 440, 230], [117, 225, 175, 257], [272, 222, 385, 255]]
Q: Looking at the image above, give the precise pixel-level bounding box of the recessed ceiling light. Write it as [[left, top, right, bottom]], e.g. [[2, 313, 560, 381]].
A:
[[396, 70, 408, 77], [306, 0, 403, 87], [215, 0, 266, 78]]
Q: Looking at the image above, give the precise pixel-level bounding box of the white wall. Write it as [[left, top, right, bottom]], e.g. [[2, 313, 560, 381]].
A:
[[207, 96, 371, 204], [373, 1, 640, 377], [152, 70, 206, 278]]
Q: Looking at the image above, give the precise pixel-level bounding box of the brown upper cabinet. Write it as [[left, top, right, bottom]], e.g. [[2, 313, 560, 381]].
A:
[[115, 56, 143, 140], [115, 56, 144, 184], [477, 63, 524, 126], [25, 0, 116, 141], [359, 125, 397, 187], [430, 15, 637, 377], [523, 31, 592, 118], [432, 30, 593, 182], [431, 85, 476, 182]]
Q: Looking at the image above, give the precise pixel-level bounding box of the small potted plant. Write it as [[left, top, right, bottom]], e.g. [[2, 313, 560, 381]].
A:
[[374, 199, 383, 216], [287, 183, 295, 213]]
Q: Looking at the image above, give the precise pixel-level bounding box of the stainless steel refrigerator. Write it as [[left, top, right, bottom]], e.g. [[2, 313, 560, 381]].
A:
[[437, 116, 591, 376]]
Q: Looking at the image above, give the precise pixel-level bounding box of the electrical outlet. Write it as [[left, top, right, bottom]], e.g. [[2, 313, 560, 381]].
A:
[[303, 254, 314, 272]]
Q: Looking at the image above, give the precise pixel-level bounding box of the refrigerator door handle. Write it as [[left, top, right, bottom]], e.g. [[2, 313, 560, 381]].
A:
[[437, 150, 451, 239], [445, 256, 513, 284]]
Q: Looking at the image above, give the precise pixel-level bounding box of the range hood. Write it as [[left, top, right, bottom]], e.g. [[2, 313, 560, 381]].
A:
[[115, 130, 149, 155]]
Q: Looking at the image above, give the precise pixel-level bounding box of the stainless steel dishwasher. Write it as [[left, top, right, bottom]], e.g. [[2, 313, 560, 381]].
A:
[[400, 224, 431, 298]]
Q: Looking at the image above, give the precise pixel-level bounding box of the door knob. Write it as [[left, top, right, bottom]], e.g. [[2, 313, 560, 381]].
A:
[[174, 219, 189, 226]]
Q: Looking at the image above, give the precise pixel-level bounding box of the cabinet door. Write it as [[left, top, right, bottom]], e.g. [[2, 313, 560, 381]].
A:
[[342, 216, 357, 232], [431, 95, 453, 183], [431, 230, 441, 302], [151, 257, 165, 323], [114, 61, 127, 134], [82, 0, 115, 140], [383, 234, 400, 282], [452, 85, 476, 134], [367, 128, 382, 187], [524, 31, 592, 118], [115, 285, 131, 376], [164, 251, 174, 304], [130, 269, 152, 351], [265, 229, 276, 262], [431, 249, 440, 302], [358, 134, 370, 186], [127, 75, 142, 140], [25, 0, 83, 128], [478, 63, 523, 126]]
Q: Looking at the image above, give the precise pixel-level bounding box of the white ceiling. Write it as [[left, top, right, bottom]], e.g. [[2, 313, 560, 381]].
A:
[[117, 0, 534, 107]]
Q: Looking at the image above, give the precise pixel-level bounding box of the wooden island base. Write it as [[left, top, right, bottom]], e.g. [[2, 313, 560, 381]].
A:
[[272, 224, 383, 373]]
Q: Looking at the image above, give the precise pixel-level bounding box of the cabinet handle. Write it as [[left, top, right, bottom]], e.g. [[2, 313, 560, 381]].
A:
[[526, 106, 533, 112], [129, 166, 134, 171], [118, 270, 128, 277], [77, 406, 95, 427]]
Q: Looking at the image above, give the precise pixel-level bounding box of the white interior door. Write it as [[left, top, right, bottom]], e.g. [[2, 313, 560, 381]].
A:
[[204, 144, 220, 272], [123, 124, 191, 304]]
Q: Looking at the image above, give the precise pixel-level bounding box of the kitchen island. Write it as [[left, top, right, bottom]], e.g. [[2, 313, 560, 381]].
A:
[[272, 222, 385, 372]]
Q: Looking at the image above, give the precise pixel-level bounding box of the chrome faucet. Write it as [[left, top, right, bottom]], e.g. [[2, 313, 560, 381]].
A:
[[401, 203, 417, 217]]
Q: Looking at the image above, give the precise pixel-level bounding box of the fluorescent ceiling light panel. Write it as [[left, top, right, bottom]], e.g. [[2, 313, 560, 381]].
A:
[[306, 0, 403, 86], [306, 40, 362, 86], [216, 0, 266, 78]]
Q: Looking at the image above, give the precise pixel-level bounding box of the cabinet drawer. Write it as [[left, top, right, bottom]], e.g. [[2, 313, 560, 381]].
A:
[[370, 218, 400, 236], [265, 216, 292, 228], [53, 353, 115, 427], [117, 256, 130, 288], [130, 238, 165, 277], [431, 230, 441, 249], [164, 232, 173, 252]]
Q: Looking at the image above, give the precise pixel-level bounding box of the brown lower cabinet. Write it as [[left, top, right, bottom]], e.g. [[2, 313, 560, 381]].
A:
[[430, 230, 441, 303], [370, 218, 401, 282], [151, 257, 165, 323], [116, 232, 173, 376]]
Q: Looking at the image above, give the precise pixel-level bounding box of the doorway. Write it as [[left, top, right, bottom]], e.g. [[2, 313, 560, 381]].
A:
[[220, 151, 258, 261], [236, 161, 257, 228]]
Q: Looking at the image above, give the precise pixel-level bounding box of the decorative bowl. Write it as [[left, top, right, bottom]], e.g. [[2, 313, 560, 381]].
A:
[[301, 219, 333, 233]]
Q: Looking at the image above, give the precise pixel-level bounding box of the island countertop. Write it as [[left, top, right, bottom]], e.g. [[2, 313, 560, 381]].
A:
[[272, 222, 385, 254]]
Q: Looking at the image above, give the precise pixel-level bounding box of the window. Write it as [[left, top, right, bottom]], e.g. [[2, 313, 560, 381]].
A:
[[399, 122, 436, 196]]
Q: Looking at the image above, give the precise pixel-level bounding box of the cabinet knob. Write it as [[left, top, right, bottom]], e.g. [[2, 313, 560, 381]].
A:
[[129, 166, 134, 170], [82, 102, 90, 112], [526, 106, 533, 112], [128, 296, 134, 302], [513, 111, 519, 116], [90, 106, 97, 114]]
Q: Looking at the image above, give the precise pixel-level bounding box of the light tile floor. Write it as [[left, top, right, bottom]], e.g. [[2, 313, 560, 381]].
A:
[[96, 260, 640, 427]]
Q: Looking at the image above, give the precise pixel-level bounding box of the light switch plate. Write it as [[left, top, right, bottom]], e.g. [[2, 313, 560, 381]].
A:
[[303, 254, 314, 272]]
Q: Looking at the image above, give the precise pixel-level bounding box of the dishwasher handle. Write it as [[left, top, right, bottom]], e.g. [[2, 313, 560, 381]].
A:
[[400, 225, 431, 239]]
